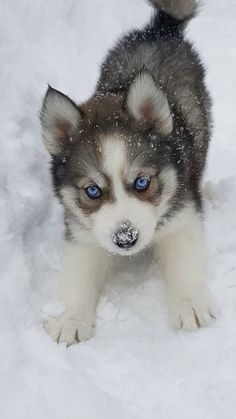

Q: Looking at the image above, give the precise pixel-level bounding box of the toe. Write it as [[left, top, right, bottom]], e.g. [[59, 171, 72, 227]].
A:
[[43, 318, 61, 342], [169, 294, 217, 332]]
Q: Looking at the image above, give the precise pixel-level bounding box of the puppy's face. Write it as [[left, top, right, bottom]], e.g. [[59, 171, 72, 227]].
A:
[[40, 71, 179, 255]]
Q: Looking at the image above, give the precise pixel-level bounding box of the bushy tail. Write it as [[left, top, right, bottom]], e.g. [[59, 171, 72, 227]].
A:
[[148, 0, 197, 37]]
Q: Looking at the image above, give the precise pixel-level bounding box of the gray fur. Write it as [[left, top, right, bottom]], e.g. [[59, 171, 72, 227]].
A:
[[96, 1, 211, 184], [40, 0, 211, 239]]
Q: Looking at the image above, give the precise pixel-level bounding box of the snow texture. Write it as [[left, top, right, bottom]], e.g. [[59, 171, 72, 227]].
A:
[[1, 0, 236, 418]]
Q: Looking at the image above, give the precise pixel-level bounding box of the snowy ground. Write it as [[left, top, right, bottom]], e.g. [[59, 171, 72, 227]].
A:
[[1, 1, 236, 418]]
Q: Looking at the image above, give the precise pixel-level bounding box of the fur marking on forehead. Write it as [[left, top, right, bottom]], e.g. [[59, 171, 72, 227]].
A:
[[102, 137, 127, 178], [101, 135, 157, 183]]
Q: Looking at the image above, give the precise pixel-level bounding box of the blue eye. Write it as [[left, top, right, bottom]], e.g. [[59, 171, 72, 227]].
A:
[[85, 185, 101, 199], [134, 176, 150, 191]]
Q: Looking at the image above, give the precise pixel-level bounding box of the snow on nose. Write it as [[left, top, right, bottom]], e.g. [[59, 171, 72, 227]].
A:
[[112, 221, 139, 249]]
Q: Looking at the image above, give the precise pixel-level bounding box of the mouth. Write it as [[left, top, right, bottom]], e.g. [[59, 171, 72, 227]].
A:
[[108, 246, 139, 256]]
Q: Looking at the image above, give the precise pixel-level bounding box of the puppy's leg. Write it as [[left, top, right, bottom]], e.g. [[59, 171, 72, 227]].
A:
[[156, 207, 216, 331], [44, 240, 109, 345]]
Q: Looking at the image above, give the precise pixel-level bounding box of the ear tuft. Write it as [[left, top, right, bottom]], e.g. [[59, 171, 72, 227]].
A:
[[40, 86, 81, 155], [126, 70, 173, 135]]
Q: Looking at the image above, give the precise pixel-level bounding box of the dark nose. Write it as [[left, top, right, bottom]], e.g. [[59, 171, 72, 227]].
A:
[[112, 221, 139, 250]]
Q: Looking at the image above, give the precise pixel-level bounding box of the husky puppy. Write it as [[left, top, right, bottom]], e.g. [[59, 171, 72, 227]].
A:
[[41, 0, 216, 345]]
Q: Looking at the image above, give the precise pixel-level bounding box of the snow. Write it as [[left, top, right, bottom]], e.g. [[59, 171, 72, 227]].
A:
[[112, 221, 139, 248], [1, 0, 236, 418]]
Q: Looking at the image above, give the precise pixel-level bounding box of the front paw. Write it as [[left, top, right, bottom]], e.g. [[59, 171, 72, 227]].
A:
[[169, 291, 217, 331], [43, 312, 94, 346]]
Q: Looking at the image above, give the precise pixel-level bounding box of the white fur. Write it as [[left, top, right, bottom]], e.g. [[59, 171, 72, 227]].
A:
[[127, 71, 173, 135], [44, 144, 216, 345], [45, 204, 216, 345], [154, 204, 217, 330], [91, 138, 158, 255], [155, 165, 178, 217], [88, 138, 178, 255], [60, 185, 91, 230], [44, 240, 109, 345], [59, 138, 177, 254]]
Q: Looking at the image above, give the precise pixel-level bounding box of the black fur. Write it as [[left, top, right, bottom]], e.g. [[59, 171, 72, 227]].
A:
[[41, 0, 211, 235]]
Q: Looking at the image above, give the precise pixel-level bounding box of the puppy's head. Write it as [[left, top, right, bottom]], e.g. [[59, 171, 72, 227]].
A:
[[40, 70, 180, 255]]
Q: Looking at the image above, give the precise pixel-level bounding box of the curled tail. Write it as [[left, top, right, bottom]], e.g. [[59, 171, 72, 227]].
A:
[[148, 0, 197, 37]]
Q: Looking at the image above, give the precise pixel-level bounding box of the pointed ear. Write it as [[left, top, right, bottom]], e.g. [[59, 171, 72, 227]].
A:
[[126, 70, 173, 135], [40, 86, 81, 155]]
